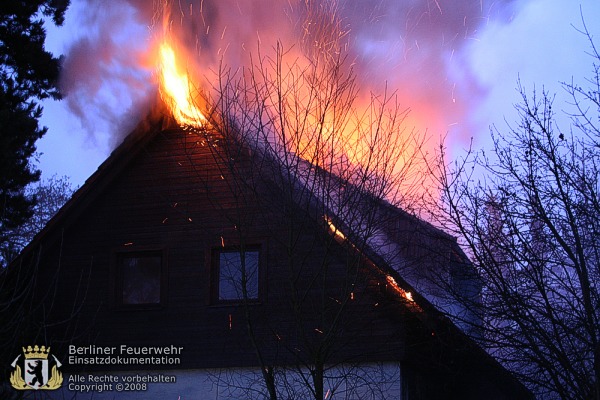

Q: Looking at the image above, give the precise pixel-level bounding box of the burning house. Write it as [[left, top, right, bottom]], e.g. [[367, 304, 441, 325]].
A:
[[2, 97, 532, 399], [2, 5, 532, 397]]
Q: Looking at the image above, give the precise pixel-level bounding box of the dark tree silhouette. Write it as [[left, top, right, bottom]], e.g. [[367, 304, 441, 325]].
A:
[[0, 0, 69, 257], [431, 23, 600, 400], [0, 175, 74, 266]]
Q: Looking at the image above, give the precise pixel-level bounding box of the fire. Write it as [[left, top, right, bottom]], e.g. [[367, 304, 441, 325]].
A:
[[386, 275, 415, 303], [152, 2, 437, 206], [158, 42, 206, 127], [325, 216, 347, 241]]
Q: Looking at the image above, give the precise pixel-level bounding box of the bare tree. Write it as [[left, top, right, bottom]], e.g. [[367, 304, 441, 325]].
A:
[[430, 23, 600, 400], [164, 4, 430, 397], [0, 174, 92, 398], [1, 174, 74, 267]]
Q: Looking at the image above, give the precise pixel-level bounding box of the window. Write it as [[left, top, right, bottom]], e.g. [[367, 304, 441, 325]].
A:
[[213, 248, 260, 302], [117, 251, 163, 306]]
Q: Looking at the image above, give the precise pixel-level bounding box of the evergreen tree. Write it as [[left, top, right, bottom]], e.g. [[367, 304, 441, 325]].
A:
[[0, 0, 68, 260]]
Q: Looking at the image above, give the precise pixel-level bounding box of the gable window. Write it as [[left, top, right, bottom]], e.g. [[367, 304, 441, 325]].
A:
[[117, 251, 163, 306], [213, 247, 260, 302]]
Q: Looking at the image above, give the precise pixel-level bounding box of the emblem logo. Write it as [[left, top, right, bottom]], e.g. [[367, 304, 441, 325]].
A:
[[9, 345, 63, 390]]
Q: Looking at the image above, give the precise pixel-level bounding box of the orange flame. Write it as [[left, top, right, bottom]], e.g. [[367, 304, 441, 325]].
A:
[[325, 216, 347, 241], [386, 275, 415, 303], [158, 42, 206, 127]]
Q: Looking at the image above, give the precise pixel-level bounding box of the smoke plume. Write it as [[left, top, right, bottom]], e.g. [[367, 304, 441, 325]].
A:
[[59, 0, 515, 146]]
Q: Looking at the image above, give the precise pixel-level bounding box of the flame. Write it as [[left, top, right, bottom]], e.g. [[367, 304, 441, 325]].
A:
[[152, 2, 438, 205], [386, 275, 415, 303], [158, 42, 206, 127], [325, 216, 347, 241]]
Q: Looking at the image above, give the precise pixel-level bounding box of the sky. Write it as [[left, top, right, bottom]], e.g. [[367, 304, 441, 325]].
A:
[[37, 0, 600, 187]]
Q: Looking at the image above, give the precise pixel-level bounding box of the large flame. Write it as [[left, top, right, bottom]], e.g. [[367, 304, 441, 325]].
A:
[[158, 42, 206, 127], [152, 1, 439, 207]]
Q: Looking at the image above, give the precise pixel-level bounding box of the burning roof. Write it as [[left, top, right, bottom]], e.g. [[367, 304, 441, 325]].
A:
[[4, 93, 531, 397]]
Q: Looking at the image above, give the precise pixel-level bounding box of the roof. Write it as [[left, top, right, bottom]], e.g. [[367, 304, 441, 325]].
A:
[[6, 100, 532, 398], [9, 102, 173, 267]]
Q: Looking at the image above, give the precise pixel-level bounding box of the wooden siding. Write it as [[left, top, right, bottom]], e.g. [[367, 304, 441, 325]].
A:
[[18, 124, 410, 371], [4, 117, 531, 399]]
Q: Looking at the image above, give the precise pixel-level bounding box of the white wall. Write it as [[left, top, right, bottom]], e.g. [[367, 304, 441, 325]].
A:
[[57, 362, 402, 400]]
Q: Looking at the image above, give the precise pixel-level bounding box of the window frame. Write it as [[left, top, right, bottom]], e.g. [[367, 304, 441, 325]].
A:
[[112, 247, 167, 309], [210, 245, 263, 304]]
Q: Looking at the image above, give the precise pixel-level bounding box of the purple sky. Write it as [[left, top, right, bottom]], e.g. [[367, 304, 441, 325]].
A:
[[37, 0, 600, 187]]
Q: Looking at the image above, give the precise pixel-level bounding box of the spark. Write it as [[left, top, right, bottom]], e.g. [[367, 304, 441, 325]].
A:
[[452, 82, 456, 103]]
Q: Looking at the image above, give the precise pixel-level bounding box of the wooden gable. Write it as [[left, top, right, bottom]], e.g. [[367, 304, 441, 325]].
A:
[[1, 105, 532, 399], [6, 109, 404, 364]]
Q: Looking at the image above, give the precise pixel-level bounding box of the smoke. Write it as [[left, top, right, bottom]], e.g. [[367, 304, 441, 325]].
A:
[[59, 0, 155, 146], [59, 0, 516, 145]]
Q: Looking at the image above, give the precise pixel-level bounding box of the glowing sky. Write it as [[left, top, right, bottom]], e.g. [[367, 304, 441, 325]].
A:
[[37, 0, 600, 187]]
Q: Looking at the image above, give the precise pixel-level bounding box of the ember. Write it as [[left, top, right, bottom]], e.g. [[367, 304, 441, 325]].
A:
[[386, 275, 415, 304]]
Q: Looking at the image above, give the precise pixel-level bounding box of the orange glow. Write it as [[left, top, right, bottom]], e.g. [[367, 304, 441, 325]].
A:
[[152, 3, 442, 206], [386, 275, 415, 303], [325, 216, 347, 241], [158, 42, 206, 127]]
